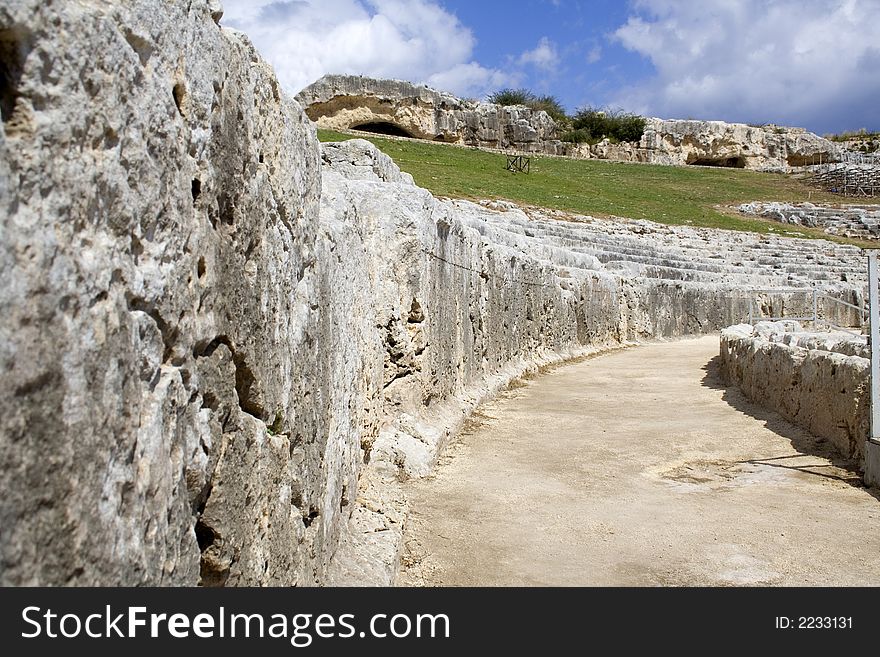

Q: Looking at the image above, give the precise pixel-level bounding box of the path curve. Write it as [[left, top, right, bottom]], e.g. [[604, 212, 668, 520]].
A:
[[399, 337, 880, 586]]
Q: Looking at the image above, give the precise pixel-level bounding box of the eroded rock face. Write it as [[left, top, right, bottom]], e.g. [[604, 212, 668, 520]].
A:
[[651, 119, 842, 171], [0, 0, 334, 586], [296, 75, 562, 153], [299, 75, 842, 171], [569, 119, 843, 172]]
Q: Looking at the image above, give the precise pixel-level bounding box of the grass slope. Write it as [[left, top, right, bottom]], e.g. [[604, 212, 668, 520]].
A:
[[318, 129, 877, 245]]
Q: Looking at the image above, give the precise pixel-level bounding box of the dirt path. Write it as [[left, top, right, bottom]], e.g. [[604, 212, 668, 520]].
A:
[[398, 336, 880, 586]]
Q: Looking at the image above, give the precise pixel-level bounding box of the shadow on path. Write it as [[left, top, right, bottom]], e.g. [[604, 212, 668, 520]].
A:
[[700, 354, 879, 501]]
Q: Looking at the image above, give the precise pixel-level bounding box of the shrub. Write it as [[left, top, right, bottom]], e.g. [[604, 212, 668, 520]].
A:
[[485, 91, 646, 140], [559, 128, 594, 144], [487, 88, 537, 107], [487, 89, 569, 126], [568, 106, 647, 143], [531, 94, 568, 124]]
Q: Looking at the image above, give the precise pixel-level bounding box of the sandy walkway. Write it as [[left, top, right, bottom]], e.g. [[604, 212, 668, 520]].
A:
[[399, 336, 880, 586]]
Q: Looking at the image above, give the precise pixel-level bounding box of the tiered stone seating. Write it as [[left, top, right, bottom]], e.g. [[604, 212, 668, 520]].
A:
[[739, 202, 880, 240], [466, 201, 866, 292]]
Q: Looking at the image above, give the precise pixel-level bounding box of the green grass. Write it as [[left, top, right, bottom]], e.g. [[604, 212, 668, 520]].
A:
[[318, 129, 878, 245]]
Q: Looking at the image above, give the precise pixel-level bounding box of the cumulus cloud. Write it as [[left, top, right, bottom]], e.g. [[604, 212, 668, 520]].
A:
[[518, 37, 560, 71], [220, 0, 511, 99], [612, 0, 880, 132], [425, 64, 513, 100]]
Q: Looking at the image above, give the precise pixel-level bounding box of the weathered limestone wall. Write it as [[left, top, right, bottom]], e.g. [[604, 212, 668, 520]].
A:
[[720, 323, 869, 464], [316, 141, 625, 581], [0, 0, 346, 586]]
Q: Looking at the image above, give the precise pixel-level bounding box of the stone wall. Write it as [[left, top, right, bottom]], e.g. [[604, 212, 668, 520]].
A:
[[0, 1, 869, 586], [720, 323, 869, 464], [0, 0, 335, 586]]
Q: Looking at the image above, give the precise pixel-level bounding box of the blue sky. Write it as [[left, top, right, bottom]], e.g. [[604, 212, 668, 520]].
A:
[[441, 0, 655, 107], [221, 0, 880, 135]]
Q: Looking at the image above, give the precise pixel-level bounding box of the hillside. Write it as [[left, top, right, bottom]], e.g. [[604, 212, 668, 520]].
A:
[[319, 129, 878, 245]]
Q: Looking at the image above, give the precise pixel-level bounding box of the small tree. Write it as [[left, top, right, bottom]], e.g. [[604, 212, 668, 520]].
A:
[[564, 106, 646, 144], [487, 88, 536, 107], [570, 107, 608, 139], [487, 89, 571, 128], [614, 112, 647, 142], [531, 94, 569, 124]]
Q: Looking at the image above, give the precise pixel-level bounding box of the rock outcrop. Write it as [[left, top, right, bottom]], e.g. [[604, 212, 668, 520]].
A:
[[0, 1, 870, 587], [720, 322, 869, 464], [568, 119, 843, 172], [296, 74, 563, 153], [298, 75, 842, 171], [645, 119, 841, 171]]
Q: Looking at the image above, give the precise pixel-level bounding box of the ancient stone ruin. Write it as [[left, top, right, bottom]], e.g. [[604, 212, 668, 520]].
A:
[[808, 159, 880, 197], [0, 0, 873, 587], [299, 74, 843, 172], [739, 202, 880, 241], [722, 321, 870, 463]]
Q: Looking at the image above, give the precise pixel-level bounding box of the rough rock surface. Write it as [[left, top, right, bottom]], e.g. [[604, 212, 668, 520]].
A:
[[720, 322, 869, 464], [640, 119, 841, 171], [739, 202, 880, 241], [297, 75, 562, 154], [0, 2, 871, 586], [0, 0, 333, 586], [567, 119, 842, 171], [298, 75, 841, 171]]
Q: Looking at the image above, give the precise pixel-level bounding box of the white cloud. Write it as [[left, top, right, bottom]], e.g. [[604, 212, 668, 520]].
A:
[[426, 64, 514, 100], [518, 37, 560, 72], [219, 0, 511, 99], [586, 45, 602, 65], [612, 0, 880, 132]]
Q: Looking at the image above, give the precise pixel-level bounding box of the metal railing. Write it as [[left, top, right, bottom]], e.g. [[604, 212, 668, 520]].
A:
[[746, 288, 866, 336], [842, 151, 880, 166]]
